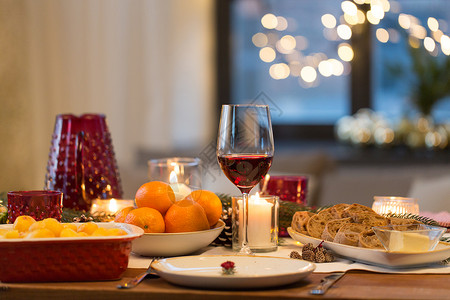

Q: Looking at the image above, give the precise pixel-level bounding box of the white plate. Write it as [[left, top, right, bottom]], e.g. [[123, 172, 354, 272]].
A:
[[131, 220, 225, 257], [288, 227, 450, 268], [151, 255, 315, 289]]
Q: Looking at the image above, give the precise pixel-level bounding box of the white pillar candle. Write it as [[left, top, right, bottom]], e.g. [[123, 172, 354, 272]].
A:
[[238, 193, 274, 247]]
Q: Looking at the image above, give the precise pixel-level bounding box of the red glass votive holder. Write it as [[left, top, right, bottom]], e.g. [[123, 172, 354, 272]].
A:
[[261, 175, 308, 205], [7, 190, 63, 223]]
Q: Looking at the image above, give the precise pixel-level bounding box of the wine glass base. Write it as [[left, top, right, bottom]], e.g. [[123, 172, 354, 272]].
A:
[[237, 245, 254, 256]]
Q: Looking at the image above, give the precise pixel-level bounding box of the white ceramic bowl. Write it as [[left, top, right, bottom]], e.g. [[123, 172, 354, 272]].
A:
[[131, 220, 225, 257]]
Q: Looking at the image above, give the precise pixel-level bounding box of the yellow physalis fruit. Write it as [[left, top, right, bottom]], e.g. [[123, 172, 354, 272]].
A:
[[63, 223, 78, 231], [4, 230, 21, 239], [77, 232, 89, 237], [42, 218, 64, 237], [0, 228, 9, 237], [29, 220, 46, 231], [25, 228, 55, 239], [60, 228, 79, 238], [91, 227, 109, 236], [13, 216, 36, 232], [107, 228, 127, 236], [77, 222, 99, 235]]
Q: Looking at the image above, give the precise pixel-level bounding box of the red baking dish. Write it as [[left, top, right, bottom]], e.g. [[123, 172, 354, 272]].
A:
[[0, 223, 144, 283]]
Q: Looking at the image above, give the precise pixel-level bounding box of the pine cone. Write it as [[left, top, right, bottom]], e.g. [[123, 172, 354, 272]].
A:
[[290, 251, 302, 259], [301, 250, 316, 262], [325, 251, 334, 262], [211, 207, 232, 247], [315, 249, 326, 263], [302, 243, 315, 252]]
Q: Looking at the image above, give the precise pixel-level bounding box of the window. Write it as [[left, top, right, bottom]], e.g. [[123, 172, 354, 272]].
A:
[[217, 0, 450, 140]]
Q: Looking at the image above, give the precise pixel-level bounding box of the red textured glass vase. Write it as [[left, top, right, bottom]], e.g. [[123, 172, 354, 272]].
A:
[[45, 114, 123, 211]]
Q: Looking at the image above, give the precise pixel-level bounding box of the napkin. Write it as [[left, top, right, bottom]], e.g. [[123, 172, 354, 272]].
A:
[[128, 238, 450, 274], [420, 211, 450, 229]]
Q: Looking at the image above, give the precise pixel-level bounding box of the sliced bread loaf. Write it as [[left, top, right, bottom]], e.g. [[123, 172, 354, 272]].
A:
[[358, 230, 384, 249], [333, 223, 371, 246], [291, 211, 315, 235], [321, 217, 353, 241], [306, 208, 335, 238]]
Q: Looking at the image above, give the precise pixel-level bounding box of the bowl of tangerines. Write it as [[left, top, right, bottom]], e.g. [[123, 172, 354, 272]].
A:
[[114, 181, 225, 257]]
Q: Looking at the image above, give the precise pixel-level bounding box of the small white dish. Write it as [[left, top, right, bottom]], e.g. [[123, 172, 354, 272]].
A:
[[131, 220, 225, 257], [152, 255, 315, 289], [288, 227, 450, 268]]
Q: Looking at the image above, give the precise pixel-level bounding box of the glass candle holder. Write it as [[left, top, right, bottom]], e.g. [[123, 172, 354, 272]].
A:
[[372, 196, 419, 215], [232, 194, 279, 252], [148, 157, 202, 201], [7, 190, 63, 223]]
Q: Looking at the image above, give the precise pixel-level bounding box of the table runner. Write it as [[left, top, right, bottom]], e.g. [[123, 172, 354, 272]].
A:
[[128, 238, 450, 274]]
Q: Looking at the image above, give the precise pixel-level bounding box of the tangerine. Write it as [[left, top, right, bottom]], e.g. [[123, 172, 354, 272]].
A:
[[164, 199, 210, 233], [124, 207, 165, 233], [189, 190, 222, 227], [135, 181, 175, 215], [114, 206, 135, 223]]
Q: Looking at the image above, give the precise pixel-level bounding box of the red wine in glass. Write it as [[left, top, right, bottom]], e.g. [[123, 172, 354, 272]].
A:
[[218, 154, 273, 194]]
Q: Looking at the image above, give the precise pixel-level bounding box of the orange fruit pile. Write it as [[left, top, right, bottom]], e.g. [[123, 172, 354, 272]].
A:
[[0, 216, 127, 239], [116, 181, 222, 233]]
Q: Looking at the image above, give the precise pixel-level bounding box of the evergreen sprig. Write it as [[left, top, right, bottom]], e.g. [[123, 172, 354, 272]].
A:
[[383, 212, 440, 227]]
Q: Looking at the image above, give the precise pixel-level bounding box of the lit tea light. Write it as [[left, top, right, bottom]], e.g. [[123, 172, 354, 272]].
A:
[[90, 198, 135, 215], [372, 196, 420, 215], [169, 170, 192, 201]]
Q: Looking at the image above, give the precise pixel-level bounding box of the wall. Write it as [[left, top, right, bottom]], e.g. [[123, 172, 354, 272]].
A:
[[0, 0, 216, 194]]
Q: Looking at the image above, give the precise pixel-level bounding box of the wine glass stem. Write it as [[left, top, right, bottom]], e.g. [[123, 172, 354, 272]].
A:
[[240, 192, 253, 255]]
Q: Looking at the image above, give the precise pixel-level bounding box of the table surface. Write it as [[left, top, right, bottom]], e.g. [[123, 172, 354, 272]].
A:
[[1, 268, 449, 300]]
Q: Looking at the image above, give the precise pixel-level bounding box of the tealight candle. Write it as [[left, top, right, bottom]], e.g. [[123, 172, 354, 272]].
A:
[[372, 196, 419, 215], [232, 193, 279, 252], [90, 198, 135, 215]]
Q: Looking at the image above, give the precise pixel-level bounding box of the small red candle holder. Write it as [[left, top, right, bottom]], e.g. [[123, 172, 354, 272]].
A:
[[7, 190, 63, 223]]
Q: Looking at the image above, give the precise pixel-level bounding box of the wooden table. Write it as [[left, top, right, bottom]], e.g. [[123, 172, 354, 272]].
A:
[[1, 268, 449, 300]]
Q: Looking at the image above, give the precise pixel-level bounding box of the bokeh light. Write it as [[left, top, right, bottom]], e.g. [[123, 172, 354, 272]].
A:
[[259, 47, 276, 63], [261, 14, 278, 29], [427, 17, 439, 32], [321, 14, 337, 29], [300, 66, 317, 83], [276, 16, 288, 31], [338, 43, 354, 61], [269, 63, 290, 80], [423, 37, 436, 53], [252, 33, 268, 47], [337, 24, 352, 40], [376, 28, 389, 43]]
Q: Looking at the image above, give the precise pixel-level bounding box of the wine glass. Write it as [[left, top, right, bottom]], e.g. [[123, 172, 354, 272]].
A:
[[217, 104, 274, 255]]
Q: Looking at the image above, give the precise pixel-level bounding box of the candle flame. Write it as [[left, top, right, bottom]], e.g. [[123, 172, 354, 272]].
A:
[[169, 171, 178, 184], [109, 198, 118, 213]]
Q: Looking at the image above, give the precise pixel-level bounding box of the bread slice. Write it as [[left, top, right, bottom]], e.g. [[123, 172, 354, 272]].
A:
[[388, 217, 422, 226], [329, 203, 351, 219], [358, 230, 384, 249], [341, 203, 378, 219], [306, 208, 335, 238], [291, 211, 315, 235], [321, 217, 352, 241], [353, 213, 389, 227], [333, 223, 371, 246]]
